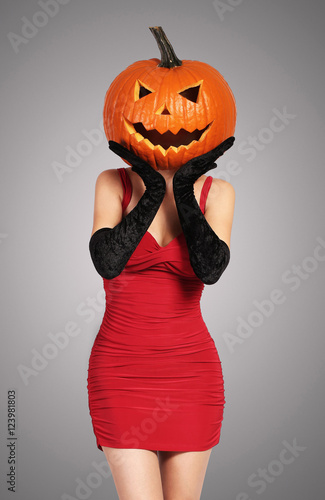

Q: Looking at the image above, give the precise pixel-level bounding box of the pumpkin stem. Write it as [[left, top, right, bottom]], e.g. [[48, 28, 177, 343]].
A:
[[149, 26, 182, 68]]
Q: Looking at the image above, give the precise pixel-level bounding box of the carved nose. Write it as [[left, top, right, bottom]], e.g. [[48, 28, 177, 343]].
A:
[[156, 103, 171, 115]]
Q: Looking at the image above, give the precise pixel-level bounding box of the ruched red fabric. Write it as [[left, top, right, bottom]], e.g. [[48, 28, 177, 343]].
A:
[[87, 169, 225, 452]]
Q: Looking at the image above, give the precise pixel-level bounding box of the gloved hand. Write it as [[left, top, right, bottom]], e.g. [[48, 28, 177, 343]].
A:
[[89, 141, 166, 279], [173, 137, 235, 284]]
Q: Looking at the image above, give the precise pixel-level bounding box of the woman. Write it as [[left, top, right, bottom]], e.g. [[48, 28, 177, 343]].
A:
[[87, 26, 236, 500], [87, 138, 235, 500]]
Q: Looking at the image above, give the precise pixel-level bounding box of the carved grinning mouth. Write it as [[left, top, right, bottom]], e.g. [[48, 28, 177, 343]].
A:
[[124, 117, 212, 153]]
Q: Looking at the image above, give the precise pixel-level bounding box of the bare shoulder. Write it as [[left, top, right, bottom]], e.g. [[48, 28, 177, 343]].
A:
[[91, 169, 124, 235], [204, 178, 235, 247], [95, 168, 123, 197], [208, 177, 235, 203]]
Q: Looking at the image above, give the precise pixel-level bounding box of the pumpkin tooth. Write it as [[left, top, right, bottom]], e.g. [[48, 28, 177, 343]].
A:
[[143, 138, 154, 150], [170, 146, 179, 153], [154, 121, 170, 135], [155, 145, 167, 156], [199, 122, 213, 141], [134, 133, 143, 142], [168, 124, 181, 135], [123, 117, 136, 135]]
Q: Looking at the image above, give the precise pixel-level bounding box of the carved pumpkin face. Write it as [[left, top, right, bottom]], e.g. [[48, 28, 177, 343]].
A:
[[103, 27, 236, 170]]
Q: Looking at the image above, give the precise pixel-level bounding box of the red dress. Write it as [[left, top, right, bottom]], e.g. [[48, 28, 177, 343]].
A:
[[87, 168, 225, 452]]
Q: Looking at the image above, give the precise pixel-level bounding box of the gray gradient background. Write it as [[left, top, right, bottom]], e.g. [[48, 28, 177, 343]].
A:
[[1, 0, 324, 499]]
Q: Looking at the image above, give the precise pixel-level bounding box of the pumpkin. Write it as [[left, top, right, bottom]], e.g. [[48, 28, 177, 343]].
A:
[[103, 26, 236, 170]]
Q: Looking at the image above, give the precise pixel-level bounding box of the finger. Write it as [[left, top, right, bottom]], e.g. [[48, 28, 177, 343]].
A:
[[108, 141, 148, 168], [190, 137, 235, 168]]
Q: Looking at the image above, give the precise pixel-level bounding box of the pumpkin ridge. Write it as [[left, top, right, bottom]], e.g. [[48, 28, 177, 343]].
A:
[[105, 66, 142, 141], [115, 71, 138, 146], [180, 66, 204, 141], [115, 69, 141, 149]]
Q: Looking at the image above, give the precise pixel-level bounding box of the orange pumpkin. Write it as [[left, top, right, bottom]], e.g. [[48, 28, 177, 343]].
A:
[[103, 26, 236, 170]]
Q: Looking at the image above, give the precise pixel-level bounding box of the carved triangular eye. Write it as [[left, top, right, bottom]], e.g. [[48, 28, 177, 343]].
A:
[[179, 83, 201, 103], [139, 85, 152, 99], [135, 80, 154, 101]]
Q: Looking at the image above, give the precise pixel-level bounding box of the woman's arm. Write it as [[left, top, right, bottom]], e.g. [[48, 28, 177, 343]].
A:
[[89, 142, 166, 279], [173, 137, 235, 285], [204, 178, 235, 250], [90, 169, 124, 237]]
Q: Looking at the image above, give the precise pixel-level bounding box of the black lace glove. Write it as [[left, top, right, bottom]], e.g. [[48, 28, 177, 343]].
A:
[[89, 141, 166, 279], [173, 137, 235, 284]]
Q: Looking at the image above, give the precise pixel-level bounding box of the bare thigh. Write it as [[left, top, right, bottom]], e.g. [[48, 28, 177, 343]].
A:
[[158, 448, 213, 500], [102, 446, 164, 500]]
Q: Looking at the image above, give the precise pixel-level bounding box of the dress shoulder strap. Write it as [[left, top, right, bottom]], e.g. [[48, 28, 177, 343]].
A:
[[199, 176, 213, 214], [117, 168, 132, 212]]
